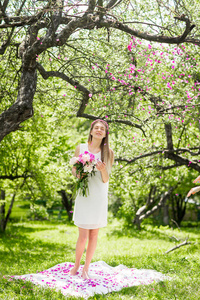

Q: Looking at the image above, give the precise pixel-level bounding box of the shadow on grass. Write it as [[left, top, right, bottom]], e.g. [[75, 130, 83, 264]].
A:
[[87, 279, 172, 300], [177, 226, 200, 235], [1, 225, 56, 234], [0, 222, 199, 300], [0, 277, 69, 300], [0, 223, 75, 276], [107, 224, 200, 243], [107, 226, 170, 241]]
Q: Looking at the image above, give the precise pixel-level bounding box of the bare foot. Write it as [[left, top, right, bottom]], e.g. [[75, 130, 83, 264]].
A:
[[81, 269, 90, 280], [69, 266, 79, 276]]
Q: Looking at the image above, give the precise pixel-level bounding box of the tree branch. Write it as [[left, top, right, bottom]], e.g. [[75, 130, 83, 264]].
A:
[[2, 0, 9, 12], [36, 62, 91, 117], [116, 146, 200, 172], [0, 174, 32, 180], [0, 27, 14, 54], [116, 150, 163, 163], [164, 238, 192, 254], [134, 185, 176, 229], [37, 63, 146, 134], [77, 113, 146, 134], [184, 37, 200, 47], [106, 0, 121, 9], [174, 15, 195, 42], [0, 10, 47, 28], [86, 0, 96, 13], [165, 152, 200, 172], [156, 164, 182, 170], [139, 188, 174, 221], [0, 0, 9, 24], [98, 16, 196, 45], [36, 62, 90, 95], [165, 123, 174, 150]]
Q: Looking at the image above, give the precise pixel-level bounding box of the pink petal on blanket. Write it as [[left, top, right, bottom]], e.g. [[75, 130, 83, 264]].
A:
[[13, 261, 170, 298]]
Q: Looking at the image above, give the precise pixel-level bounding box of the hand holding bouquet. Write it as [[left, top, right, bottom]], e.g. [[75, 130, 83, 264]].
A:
[[70, 151, 98, 197]]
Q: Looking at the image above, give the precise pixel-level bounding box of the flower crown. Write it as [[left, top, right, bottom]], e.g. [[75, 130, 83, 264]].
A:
[[91, 119, 109, 130]]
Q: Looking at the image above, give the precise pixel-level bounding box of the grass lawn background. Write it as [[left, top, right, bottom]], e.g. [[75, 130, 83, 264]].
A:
[[0, 213, 200, 300]]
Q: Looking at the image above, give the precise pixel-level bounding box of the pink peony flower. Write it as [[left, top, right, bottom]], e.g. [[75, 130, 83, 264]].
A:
[[69, 157, 79, 165], [81, 153, 91, 163]]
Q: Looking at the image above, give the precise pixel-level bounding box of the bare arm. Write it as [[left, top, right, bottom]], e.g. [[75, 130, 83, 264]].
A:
[[193, 175, 200, 183], [187, 175, 200, 197], [72, 145, 80, 178], [97, 149, 114, 183], [187, 186, 200, 197], [97, 162, 109, 183]]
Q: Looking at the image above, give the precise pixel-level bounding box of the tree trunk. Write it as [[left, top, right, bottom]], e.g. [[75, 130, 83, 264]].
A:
[[0, 190, 16, 232], [4, 193, 16, 231], [170, 194, 187, 226], [0, 64, 37, 142], [0, 190, 6, 232], [165, 123, 174, 150], [163, 204, 169, 225], [58, 189, 73, 221], [134, 205, 146, 230], [133, 187, 174, 229]]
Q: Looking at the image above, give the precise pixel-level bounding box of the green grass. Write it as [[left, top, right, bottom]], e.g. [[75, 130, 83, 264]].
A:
[[0, 219, 200, 299]]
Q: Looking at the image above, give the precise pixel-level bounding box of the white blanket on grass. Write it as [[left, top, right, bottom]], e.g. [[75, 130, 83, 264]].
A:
[[13, 261, 169, 298]]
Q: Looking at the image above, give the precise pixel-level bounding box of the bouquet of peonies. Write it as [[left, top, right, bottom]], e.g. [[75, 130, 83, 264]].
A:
[[69, 151, 98, 197]]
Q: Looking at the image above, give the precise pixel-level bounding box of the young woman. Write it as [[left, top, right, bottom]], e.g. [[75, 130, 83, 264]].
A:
[[70, 119, 114, 279]]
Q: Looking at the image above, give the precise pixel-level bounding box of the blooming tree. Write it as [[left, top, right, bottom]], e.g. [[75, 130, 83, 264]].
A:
[[1, 0, 200, 229], [0, 0, 199, 141]]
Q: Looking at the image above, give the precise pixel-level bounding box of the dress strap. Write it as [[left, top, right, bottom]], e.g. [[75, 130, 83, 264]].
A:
[[80, 143, 87, 154]]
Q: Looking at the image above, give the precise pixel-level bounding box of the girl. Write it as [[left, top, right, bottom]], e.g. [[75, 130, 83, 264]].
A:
[[70, 119, 114, 279]]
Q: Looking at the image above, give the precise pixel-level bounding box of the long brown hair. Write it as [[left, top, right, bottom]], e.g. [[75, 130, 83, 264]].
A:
[[88, 120, 113, 173]]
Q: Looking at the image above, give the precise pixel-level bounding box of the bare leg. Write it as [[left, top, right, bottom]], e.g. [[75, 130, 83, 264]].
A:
[[82, 228, 99, 279], [69, 228, 89, 276]]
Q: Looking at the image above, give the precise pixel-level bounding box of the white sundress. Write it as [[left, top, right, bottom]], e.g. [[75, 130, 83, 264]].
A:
[[73, 143, 109, 229]]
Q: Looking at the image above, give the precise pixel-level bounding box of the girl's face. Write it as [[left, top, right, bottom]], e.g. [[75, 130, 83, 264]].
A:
[[91, 122, 106, 140]]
